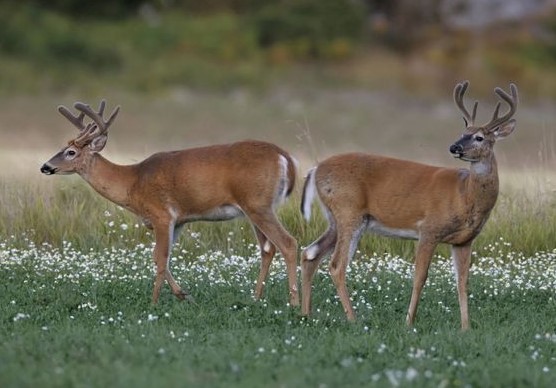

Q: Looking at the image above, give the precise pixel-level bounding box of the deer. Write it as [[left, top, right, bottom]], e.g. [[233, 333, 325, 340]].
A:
[[40, 100, 300, 306], [300, 81, 518, 330]]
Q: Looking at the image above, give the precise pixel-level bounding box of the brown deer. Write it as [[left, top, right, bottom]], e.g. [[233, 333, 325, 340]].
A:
[[40, 101, 299, 306], [300, 81, 517, 330]]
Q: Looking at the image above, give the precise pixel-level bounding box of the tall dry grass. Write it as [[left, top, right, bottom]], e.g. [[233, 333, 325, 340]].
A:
[[1, 88, 555, 258]]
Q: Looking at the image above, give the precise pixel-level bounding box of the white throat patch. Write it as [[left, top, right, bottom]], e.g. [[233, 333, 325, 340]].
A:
[[472, 161, 491, 175]]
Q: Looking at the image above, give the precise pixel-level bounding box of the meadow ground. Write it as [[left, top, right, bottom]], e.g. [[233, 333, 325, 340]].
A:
[[1, 88, 556, 387], [1, 227, 555, 387]]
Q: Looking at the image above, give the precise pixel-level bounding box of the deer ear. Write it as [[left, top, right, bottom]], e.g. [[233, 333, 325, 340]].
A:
[[493, 119, 516, 139], [89, 135, 108, 152]]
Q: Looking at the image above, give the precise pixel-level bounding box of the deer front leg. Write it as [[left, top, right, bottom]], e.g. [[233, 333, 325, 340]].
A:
[[152, 222, 191, 304], [406, 238, 438, 327], [452, 243, 472, 331]]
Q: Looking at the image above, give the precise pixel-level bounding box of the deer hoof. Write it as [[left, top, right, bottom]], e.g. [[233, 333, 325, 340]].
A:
[[175, 290, 196, 304]]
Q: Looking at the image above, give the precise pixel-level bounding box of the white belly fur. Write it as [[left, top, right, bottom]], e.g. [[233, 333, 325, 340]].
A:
[[366, 220, 419, 240], [185, 205, 244, 222]]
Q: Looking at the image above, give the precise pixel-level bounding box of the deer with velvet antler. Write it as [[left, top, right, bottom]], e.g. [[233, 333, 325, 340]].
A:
[[300, 81, 518, 330], [41, 101, 300, 306]]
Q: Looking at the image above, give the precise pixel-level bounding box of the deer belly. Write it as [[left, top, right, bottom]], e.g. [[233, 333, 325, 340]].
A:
[[185, 205, 244, 222], [366, 219, 419, 240]]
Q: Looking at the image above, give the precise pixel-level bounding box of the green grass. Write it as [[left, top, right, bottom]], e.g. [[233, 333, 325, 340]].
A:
[[1, 229, 555, 387], [1, 177, 556, 387]]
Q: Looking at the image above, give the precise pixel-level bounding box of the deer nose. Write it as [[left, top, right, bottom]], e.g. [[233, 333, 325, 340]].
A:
[[449, 143, 463, 154], [40, 164, 55, 175]]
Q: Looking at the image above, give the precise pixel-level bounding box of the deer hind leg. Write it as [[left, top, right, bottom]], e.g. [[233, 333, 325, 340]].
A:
[[152, 221, 191, 304], [245, 209, 299, 306], [253, 226, 277, 301], [406, 238, 438, 327], [452, 243, 472, 331], [301, 224, 337, 317], [328, 218, 366, 321]]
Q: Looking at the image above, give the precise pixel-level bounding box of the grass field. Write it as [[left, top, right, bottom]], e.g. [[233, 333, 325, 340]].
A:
[[1, 225, 555, 387], [1, 88, 556, 387]]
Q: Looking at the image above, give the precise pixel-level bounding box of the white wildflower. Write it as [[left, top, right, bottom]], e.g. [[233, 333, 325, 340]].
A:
[[13, 313, 30, 322]]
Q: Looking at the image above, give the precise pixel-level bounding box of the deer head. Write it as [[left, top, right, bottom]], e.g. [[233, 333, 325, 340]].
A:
[[449, 81, 518, 163], [41, 100, 120, 175]]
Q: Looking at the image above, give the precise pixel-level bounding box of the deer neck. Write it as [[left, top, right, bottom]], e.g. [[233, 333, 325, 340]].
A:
[[79, 153, 136, 208], [464, 154, 499, 211]]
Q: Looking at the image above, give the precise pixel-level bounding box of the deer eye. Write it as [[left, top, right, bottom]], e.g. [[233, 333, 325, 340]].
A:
[[474, 135, 484, 142], [66, 149, 77, 158]]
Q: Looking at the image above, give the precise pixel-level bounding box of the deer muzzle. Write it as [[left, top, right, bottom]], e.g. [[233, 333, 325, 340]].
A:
[[40, 163, 57, 175], [449, 143, 464, 157]]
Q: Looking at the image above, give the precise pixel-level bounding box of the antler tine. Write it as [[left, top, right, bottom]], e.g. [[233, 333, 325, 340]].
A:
[[491, 101, 501, 122], [484, 83, 518, 131], [105, 105, 121, 129], [58, 105, 86, 130], [98, 100, 106, 116], [470, 100, 478, 123], [453, 80, 477, 126], [72, 123, 100, 147], [74, 100, 120, 135]]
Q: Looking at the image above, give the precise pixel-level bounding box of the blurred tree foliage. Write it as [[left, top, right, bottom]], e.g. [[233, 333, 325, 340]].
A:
[[1, 0, 556, 94], [0, 0, 367, 68], [252, 0, 365, 61], [0, 3, 121, 70], [28, 0, 145, 19], [18, 0, 366, 61]]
